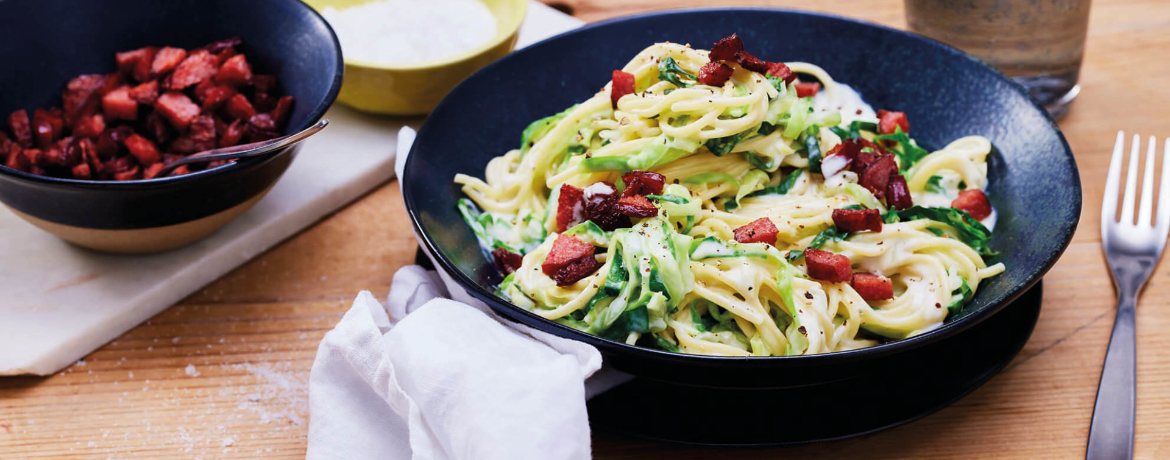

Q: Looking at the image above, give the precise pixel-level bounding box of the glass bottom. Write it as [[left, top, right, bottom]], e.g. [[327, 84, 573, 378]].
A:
[[1013, 72, 1080, 120]]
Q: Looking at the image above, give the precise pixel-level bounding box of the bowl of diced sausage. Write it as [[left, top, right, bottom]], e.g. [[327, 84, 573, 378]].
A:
[[0, 0, 343, 253]]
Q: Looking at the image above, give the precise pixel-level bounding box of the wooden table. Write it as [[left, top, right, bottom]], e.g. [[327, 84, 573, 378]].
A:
[[3, 0, 1169, 458]]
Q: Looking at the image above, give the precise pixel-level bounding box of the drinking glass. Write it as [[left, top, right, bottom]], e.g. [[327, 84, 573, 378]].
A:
[[904, 0, 1091, 120]]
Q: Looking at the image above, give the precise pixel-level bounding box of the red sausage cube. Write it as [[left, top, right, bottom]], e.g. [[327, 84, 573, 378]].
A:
[[804, 248, 852, 283], [697, 61, 733, 87], [223, 94, 257, 121], [150, 47, 188, 77], [832, 208, 882, 233], [123, 134, 161, 165], [795, 82, 821, 98], [708, 34, 743, 62], [552, 256, 600, 287], [128, 80, 160, 105], [851, 273, 894, 301], [620, 170, 666, 197], [541, 234, 596, 277], [886, 174, 913, 210], [72, 114, 106, 139], [859, 154, 897, 199], [167, 49, 219, 90], [766, 61, 797, 84], [131, 47, 160, 83], [8, 110, 32, 147], [218, 119, 246, 148], [102, 86, 139, 121], [610, 70, 636, 109], [613, 195, 659, 218], [154, 92, 201, 131], [491, 248, 524, 275], [952, 189, 992, 220], [215, 54, 253, 88], [733, 50, 769, 73], [877, 110, 910, 135], [556, 184, 586, 233], [734, 217, 779, 245]]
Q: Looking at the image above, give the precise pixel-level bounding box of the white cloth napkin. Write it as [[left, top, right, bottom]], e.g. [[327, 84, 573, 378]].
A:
[[306, 127, 628, 460]]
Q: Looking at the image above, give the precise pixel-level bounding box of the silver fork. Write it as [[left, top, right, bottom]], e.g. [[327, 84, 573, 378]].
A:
[[1088, 132, 1170, 460]]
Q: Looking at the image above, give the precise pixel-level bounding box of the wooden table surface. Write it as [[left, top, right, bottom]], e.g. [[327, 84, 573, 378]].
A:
[[4, 0, 1170, 458]]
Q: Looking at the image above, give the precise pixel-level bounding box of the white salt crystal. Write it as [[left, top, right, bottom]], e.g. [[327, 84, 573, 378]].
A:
[[322, 0, 497, 65], [185, 364, 200, 377]]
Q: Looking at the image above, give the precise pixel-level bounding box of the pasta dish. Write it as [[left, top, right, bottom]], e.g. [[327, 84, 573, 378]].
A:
[[454, 34, 1004, 356]]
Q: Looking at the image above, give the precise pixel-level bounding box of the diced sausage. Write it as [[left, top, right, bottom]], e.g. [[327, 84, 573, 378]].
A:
[[697, 61, 733, 87], [541, 234, 596, 277], [71, 163, 92, 179], [708, 34, 743, 62], [850, 149, 880, 175], [150, 47, 188, 77], [143, 162, 166, 179], [252, 92, 277, 113], [795, 82, 821, 97], [766, 61, 797, 84], [131, 47, 160, 83], [214, 54, 253, 89], [101, 86, 139, 121], [143, 111, 173, 144], [886, 174, 913, 210], [94, 132, 120, 159], [583, 182, 632, 231], [491, 248, 524, 275], [72, 114, 106, 139], [733, 50, 769, 73], [218, 119, 246, 148], [61, 74, 106, 125], [251, 74, 277, 94], [613, 195, 658, 218], [270, 95, 294, 128], [610, 70, 635, 110], [154, 92, 201, 131], [556, 184, 585, 233], [8, 110, 32, 147], [877, 110, 910, 135], [200, 85, 237, 113], [734, 217, 779, 245], [804, 248, 852, 283], [169, 165, 191, 176], [851, 273, 894, 301], [101, 155, 137, 175], [128, 80, 160, 105], [123, 134, 160, 164], [116, 47, 153, 76], [169, 115, 216, 154], [859, 154, 897, 199], [223, 93, 257, 121], [4, 143, 28, 171], [113, 165, 141, 181], [21, 148, 42, 167], [952, 189, 992, 220], [620, 170, 666, 197], [832, 208, 882, 233], [32, 108, 65, 149], [166, 50, 219, 90], [552, 256, 600, 287], [248, 113, 276, 132]]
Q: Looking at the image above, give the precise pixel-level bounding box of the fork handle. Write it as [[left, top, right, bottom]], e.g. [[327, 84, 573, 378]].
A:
[[1086, 294, 1136, 460]]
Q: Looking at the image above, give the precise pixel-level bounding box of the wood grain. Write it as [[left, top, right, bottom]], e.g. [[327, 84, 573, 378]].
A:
[[4, 0, 1170, 458]]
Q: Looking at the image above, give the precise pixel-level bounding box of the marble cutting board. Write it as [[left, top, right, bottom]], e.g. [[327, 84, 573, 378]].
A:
[[0, 2, 583, 375]]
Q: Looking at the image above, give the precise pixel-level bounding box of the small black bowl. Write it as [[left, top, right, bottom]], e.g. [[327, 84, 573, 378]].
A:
[[405, 9, 1081, 388], [0, 0, 342, 253]]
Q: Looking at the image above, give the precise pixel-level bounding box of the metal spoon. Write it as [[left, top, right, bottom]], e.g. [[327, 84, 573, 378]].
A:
[[154, 118, 329, 177]]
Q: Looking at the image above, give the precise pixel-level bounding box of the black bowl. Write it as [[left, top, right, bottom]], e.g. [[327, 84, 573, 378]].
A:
[[0, 0, 342, 253], [404, 9, 1081, 388]]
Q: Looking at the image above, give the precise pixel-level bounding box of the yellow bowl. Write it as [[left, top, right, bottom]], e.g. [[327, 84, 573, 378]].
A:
[[303, 0, 527, 115]]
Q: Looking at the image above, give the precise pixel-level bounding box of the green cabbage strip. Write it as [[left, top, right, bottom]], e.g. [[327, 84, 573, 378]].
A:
[[580, 134, 699, 173], [519, 105, 577, 157], [925, 175, 947, 194], [804, 125, 823, 174], [683, 172, 740, 189], [704, 131, 751, 157], [783, 97, 813, 139], [874, 127, 930, 173], [785, 226, 846, 262], [947, 276, 973, 315], [586, 218, 695, 340], [887, 206, 997, 256]]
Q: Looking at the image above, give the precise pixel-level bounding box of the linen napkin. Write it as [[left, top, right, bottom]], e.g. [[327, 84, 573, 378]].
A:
[[306, 127, 628, 460]]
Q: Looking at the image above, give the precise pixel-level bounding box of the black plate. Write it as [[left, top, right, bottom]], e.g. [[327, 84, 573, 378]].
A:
[[403, 9, 1081, 388], [589, 281, 1042, 446]]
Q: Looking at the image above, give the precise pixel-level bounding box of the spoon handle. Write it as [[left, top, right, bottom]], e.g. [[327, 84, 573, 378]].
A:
[[155, 119, 329, 177]]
